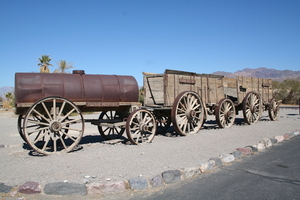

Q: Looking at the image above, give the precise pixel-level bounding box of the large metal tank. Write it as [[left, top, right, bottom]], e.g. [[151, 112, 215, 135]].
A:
[[15, 70, 139, 113]]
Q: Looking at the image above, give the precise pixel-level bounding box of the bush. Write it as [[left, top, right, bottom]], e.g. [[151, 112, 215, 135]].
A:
[[273, 78, 300, 104]]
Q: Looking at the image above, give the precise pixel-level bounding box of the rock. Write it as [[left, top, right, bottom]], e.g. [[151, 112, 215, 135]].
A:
[[262, 138, 272, 147], [236, 147, 253, 155], [257, 143, 266, 150], [182, 167, 200, 179], [199, 162, 214, 173], [232, 150, 242, 159], [288, 132, 296, 138], [208, 157, 223, 166], [284, 133, 290, 140], [9, 189, 18, 197], [269, 138, 278, 145], [275, 135, 285, 142], [161, 170, 182, 184], [220, 153, 234, 164], [18, 181, 41, 194], [0, 182, 13, 193], [150, 175, 164, 187], [246, 145, 258, 152], [128, 177, 148, 190], [87, 181, 126, 194], [293, 131, 300, 136], [83, 179, 89, 184], [44, 182, 87, 195]]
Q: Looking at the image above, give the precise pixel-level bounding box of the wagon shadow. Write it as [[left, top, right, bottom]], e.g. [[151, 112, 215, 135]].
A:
[[22, 134, 131, 157]]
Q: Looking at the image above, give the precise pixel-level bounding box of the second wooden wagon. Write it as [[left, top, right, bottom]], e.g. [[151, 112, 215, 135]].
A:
[[143, 69, 279, 136]]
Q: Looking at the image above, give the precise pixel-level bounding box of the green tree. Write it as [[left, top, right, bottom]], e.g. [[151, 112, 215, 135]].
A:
[[273, 78, 300, 104], [54, 60, 75, 73], [38, 55, 53, 73]]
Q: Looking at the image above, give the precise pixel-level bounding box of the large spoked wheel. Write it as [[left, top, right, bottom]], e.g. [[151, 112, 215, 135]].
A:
[[154, 111, 171, 134], [98, 111, 125, 140], [268, 98, 279, 121], [242, 92, 262, 125], [23, 96, 84, 155], [18, 115, 27, 142], [126, 109, 157, 145], [215, 98, 236, 128], [171, 91, 204, 136]]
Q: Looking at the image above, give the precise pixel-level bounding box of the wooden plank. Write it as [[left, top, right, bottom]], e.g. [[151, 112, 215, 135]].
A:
[[143, 73, 164, 106]]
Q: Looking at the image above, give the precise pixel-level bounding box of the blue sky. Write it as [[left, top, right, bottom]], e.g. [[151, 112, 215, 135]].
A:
[[0, 0, 299, 87]]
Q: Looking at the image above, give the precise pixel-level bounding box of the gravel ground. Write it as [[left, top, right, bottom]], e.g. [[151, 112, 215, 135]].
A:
[[0, 108, 299, 187]]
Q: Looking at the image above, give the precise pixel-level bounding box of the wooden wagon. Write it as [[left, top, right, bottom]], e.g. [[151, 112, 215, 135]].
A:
[[15, 70, 157, 155], [143, 69, 279, 136]]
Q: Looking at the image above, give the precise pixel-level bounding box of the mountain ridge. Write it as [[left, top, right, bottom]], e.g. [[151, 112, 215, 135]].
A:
[[212, 67, 300, 81]]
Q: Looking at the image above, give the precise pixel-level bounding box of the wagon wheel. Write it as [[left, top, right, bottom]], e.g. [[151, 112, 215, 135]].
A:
[[171, 91, 204, 136], [23, 96, 84, 155], [154, 111, 171, 134], [126, 109, 156, 145], [242, 92, 262, 125], [268, 98, 279, 121], [215, 98, 236, 128], [98, 111, 125, 140], [18, 114, 70, 143], [18, 115, 26, 142]]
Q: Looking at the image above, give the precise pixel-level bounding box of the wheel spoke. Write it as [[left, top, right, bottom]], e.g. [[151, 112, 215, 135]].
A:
[[57, 101, 66, 120]]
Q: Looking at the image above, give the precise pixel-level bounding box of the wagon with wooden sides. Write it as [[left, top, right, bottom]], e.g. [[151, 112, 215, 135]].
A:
[[15, 70, 157, 155], [143, 69, 279, 136]]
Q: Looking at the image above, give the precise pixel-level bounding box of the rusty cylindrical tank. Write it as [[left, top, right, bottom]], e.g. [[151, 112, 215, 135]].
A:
[[15, 70, 139, 114]]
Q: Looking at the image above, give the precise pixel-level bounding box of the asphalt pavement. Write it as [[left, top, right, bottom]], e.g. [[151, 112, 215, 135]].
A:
[[117, 135, 300, 200]]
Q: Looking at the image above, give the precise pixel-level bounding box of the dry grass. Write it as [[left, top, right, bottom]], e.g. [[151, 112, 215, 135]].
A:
[[2, 100, 12, 109]]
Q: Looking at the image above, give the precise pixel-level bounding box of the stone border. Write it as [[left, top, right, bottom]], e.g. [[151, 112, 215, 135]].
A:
[[1, 130, 299, 198]]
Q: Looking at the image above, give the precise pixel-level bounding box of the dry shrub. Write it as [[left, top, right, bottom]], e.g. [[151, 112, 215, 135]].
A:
[[2, 100, 12, 109]]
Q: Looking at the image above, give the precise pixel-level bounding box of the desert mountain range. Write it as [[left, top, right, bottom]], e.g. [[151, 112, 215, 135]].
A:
[[212, 67, 300, 81]]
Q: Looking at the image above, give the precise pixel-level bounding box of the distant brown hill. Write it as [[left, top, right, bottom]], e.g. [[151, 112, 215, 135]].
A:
[[212, 67, 300, 81]]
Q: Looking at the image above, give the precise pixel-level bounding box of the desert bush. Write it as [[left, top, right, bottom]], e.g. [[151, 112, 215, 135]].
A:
[[273, 78, 300, 104]]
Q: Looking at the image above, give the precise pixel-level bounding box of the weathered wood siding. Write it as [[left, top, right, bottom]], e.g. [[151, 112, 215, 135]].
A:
[[144, 70, 224, 107], [143, 73, 164, 106], [237, 76, 273, 103], [143, 70, 274, 108]]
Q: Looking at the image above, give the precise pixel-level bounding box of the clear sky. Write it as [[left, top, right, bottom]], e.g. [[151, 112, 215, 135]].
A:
[[0, 0, 299, 87]]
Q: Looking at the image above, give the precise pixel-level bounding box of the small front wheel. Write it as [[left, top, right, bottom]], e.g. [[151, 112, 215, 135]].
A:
[[98, 111, 125, 140], [126, 109, 156, 145], [268, 98, 279, 121], [216, 98, 236, 128]]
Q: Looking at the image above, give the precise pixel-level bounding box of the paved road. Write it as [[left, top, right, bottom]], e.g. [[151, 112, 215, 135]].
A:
[[109, 135, 300, 200]]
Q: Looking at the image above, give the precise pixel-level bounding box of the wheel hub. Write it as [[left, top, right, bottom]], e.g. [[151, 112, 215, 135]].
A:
[[186, 110, 196, 119], [140, 123, 148, 132], [50, 121, 62, 132]]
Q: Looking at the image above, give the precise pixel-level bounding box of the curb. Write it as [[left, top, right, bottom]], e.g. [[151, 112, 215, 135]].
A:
[[1, 130, 299, 198]]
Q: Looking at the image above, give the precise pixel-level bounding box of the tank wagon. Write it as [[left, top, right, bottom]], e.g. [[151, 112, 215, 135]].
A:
[[15, 70, 157, 155], [143, 69, 279, 136]]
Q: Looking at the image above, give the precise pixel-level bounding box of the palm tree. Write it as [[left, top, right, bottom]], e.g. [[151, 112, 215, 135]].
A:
[[54, 60, 74, 73], [38, 55, 53, 73], [5, 92, 13, 101]]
